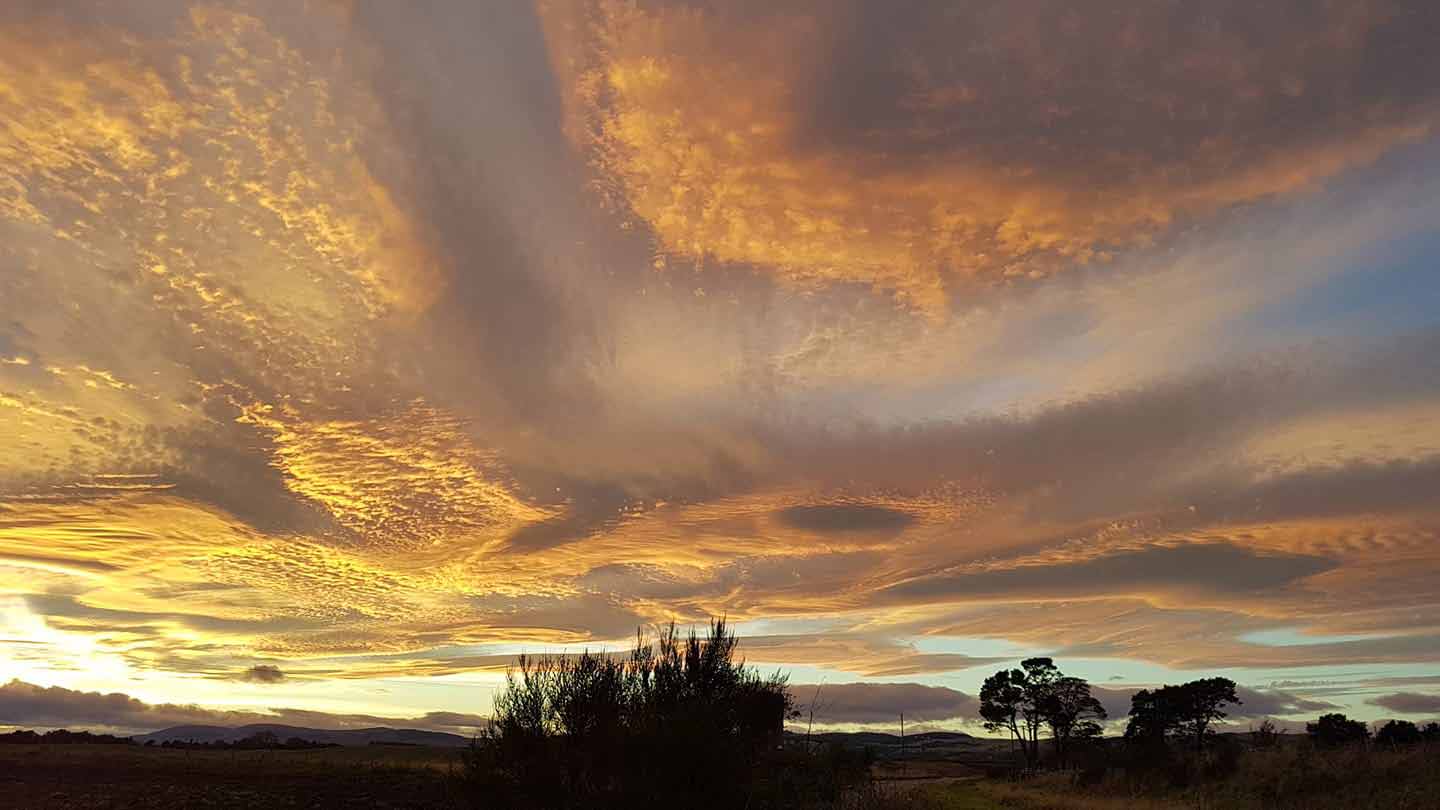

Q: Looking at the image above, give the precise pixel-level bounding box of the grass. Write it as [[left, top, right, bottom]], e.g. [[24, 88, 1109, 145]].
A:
[[0, 743, 464, 809], [908, 780, 1005, 809], [909, 743, 1440, 810], [5, 740, 1435, 808]]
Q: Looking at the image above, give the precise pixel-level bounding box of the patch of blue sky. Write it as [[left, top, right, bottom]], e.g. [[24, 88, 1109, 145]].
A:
[[1243, 226, 1440, 345], [1238, 628, 1399, 647], [909, 634, 1049, 660]]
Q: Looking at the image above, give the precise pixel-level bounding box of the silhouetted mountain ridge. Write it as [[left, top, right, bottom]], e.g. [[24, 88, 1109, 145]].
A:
[[136, 723, 470, 747], [784, 729, 1017, 762]]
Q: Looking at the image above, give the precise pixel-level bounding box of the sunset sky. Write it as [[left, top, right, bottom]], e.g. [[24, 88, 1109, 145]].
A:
[[3, 0, 1440, 735]]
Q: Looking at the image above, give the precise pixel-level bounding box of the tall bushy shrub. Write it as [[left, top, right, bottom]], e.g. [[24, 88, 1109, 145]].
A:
[[464, 619, 796, 809], [1306, 713, 1370, 749]]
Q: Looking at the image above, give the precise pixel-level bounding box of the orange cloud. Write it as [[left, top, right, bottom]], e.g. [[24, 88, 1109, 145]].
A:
[[235, 399, 551, 551], [4, 0, 1440, 728], [539, 0, 1436, 313]]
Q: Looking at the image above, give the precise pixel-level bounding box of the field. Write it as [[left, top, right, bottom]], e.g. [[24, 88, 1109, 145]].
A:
[[3, 741, 1437, 808], [0, 744, 464, 809], [907, 743, 1440, 810]]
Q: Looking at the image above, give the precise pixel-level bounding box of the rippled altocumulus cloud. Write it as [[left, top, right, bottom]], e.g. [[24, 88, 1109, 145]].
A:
[[2, 0, 1440, 725]]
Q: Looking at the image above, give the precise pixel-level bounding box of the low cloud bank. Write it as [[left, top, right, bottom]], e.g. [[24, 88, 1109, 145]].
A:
[[0, 680, 486, 735], [792, 682, 977, 726], [1369, 692, 1440, 714]]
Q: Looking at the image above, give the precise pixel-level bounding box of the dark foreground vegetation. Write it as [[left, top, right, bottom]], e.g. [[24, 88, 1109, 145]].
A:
[[1, 729, 134, 746], [454, 624, 1440, 809], [0, 743, 462, 809], [950, 655, 1440, 810], [5, 735, 1436, 810], [3, 625, 1436, 809], [459, 619, 884, 809], [949, 741, 1440, 810], [1, 727, 342, 751]]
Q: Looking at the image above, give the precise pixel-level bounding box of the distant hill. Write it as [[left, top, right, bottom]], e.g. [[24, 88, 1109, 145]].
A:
[[136, 724, 471, 748], [785, 729, 1014, 763]]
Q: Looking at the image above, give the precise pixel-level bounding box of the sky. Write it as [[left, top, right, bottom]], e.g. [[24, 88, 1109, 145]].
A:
[[2, 0, 1439, 736]]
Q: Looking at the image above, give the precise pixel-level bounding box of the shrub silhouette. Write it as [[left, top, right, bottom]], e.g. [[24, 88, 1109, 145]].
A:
[[463, 618, 797, 809], [1374, 718, 1422, 748], [1125, 677, 1239, 752], [1251, 718, 1280, 749], [235, 730, 280, 749], [1306, 713, 1370, 748]]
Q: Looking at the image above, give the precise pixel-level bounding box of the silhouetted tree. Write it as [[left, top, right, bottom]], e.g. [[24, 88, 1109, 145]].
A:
[[1307, 713, 1370, 748], [980, 657, 1094, 770], [1125, 678, 1239, 753], [1374, 719, 1422, 748], [1174, 678, 1240, 753], [1040, 675, 1106, 767], [1124, 688, 1174, 747], [979, 667, 1028, 763]]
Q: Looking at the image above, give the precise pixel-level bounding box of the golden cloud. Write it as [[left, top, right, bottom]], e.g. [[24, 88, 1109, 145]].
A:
[[540, 0, 1436, 312], [0, 4, 549, 678], [236, 399, 552, 551], [3, 0, 1440, 722]]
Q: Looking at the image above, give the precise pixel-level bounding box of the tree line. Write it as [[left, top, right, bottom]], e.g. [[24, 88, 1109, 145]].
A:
[[0, 729, 133, 745], [151, 731, 339, 750], [978, 658, 1241, 769], [1307, 713, 1440, 748], [977, 656, 1438, 773]]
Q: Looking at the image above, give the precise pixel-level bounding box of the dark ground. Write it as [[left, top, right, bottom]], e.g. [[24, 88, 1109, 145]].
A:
[[0, 744, 465, 809], [7, 739, 1435, 809]]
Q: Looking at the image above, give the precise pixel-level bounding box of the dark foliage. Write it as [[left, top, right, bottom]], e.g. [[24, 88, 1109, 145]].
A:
[[1250, 718, 1280, 749], [1125, 677, 1240, 752], [980, 657, 1104, 770], [1040, 675, 1106, 767], [978, 665, 1030, 762], [159, 732, 338, 750], [761, 741, 876, 808], [461, 619, 803, 809], [0, 729, 133, 745], [1200, 733, 1244, 782], [1306, 713, 1371, 748], [1373, 719, 1422, 748]]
